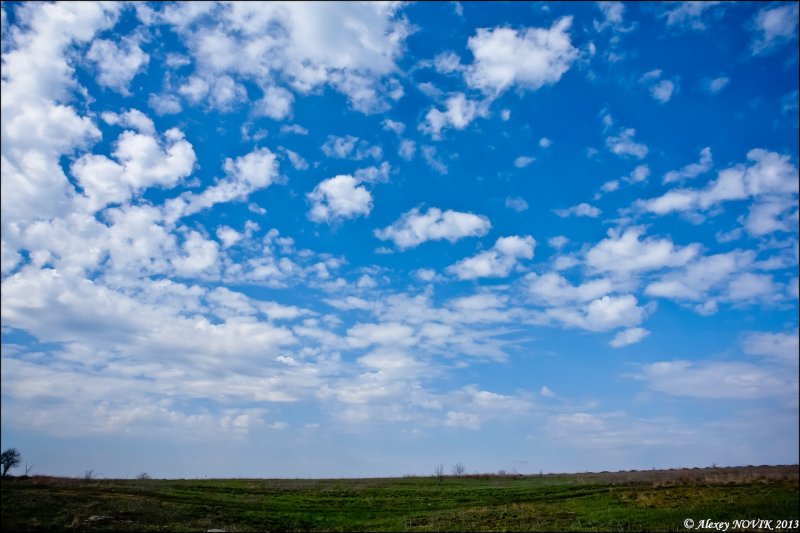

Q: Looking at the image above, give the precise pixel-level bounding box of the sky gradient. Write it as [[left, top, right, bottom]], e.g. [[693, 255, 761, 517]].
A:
[[1, 1, 798, 479]]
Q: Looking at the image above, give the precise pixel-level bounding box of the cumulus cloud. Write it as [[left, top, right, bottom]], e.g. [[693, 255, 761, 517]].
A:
[[542, 294, 647, 332], [750, 3, 799, 56], [321, 135, 382, 160], [101, 108, 156, 135], [514, 156, 535, 168], [633, 360, 790, 399], [421, 146, 448, 174], [554, 203, 601, 218], [594, 2, 626, 32], [645, 250, 755, 304], [87, 36, 149, 94], [527, 272, 613, 305], [662, 1, 722, 31], [307, 175, 373, 224], [703, 76, 729, 94], [398, 139, 416, 160], [159, 2, 412, 113], [254, 86, 294, 120], [163, 147, 277, 222], [375, 207, 491, 249], [610, 327, 649, 347], [448, 235, 535, 280], [586, 226, 699, 274], [505, 197, 529, 212], [465, 16, 578, 95], [72, 127, 196, 213], [640, 69, 677, 103], [420, 93, 488, 139], [639, 149, 799, 233], [742, 331, 799, 364], [663, 147, 712, 184], [606, 128, 648, 159], [148, 93, 183, 115]]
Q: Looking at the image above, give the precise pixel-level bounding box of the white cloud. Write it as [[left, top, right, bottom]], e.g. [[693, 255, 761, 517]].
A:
[[321, 135, 357, 158], [433, 51, 463, 74], [651, 79, 675, 103], [527, 272, 613, 305], [540, 386, 555, 397], [554, 203, 601, 218], [744, 197, 798, 236], [0, 3, 119, 226], [704, 76, 730, 94], [606, 128, 648, 159], [548, 236, 569, 249], [398, 139, 416, 160], [414, 268, 436, 282], [307, 175, 373, 224], [539, 137, 553, 148], [72, 128, 196, 213], [624, 164, 650, 184], [505, 197, 529, 212], [662, 2, 722, 31], [255, 86, 294, 120], [375, 207, 491, 249], [163, 147, 278, 222], [148, 93, 183, 115], [448, 235, 535, 280], [347, 322, 416, 349], [726, 272, 779, 302], [663, 147, 712, 184], [586, 227, 699, 274], [216, 226, 242, 248], [542, 294, 646, 332], [610, 327, 649, 348], [445, 410, 481, 430], [633, 360, 790, 399], [87, 37, 149, 95], [645, 250, 755, 303], [600, 180, 619, 193], [101, 108, 156, 135], [500, 109, 511, 121], [466, 17, 578, 95], [179, 74, 247, 112], [639, 149, 799, 226], [640, 69, 676, 103], [514, 156, 535, 168], [321, 135, 382, 160], [382, 119, 405, 135], [172, 231, 220, 277], [283, 148, 309, 171], [420, 93, 488, 139], [594, 2, 625, 32], [280, 124, 308, 135], [743, 331, 799, 364], [421, 146, 448, 174], [354, 162, 391, 184], [160, 2, 411, 113], [750, 3, 799, 56]]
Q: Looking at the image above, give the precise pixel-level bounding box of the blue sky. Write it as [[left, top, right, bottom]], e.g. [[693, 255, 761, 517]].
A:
[[1, 1, 798, 479]]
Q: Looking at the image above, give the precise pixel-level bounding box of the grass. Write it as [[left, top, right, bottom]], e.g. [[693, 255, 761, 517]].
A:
[[1, 465, 797, 531]]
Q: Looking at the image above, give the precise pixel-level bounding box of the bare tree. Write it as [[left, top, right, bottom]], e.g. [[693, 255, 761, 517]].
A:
[[24, 463, 34, 477], [1, 448, 21, 477], [84, 469, 95, 481], [136, 472, 151, 480], [434, 464, 445, 482], [452, 462, 465, 477]]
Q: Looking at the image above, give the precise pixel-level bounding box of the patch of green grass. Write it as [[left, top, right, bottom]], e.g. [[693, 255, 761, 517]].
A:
[[2, 466, 797, 531]]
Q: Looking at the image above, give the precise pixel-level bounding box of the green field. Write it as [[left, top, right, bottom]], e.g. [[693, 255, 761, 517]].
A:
[[1, 466, 797, 532]]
